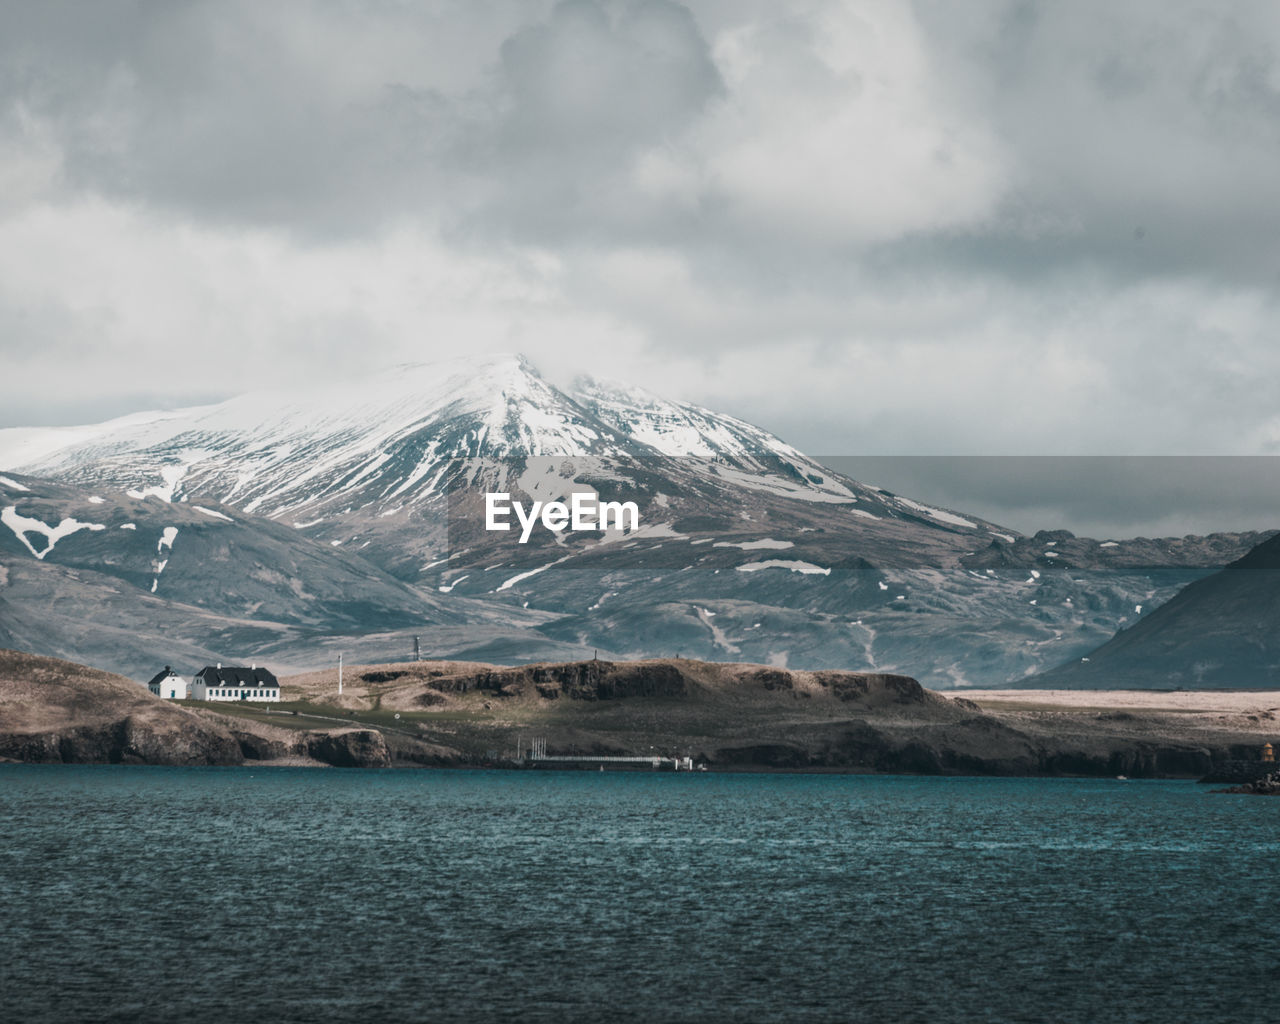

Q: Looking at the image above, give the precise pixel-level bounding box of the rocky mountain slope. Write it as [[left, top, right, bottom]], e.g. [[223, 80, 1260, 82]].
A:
[[1031, 533, 1280, 689], [1, 355, 1270, 686], [0, 472, 580, 677]]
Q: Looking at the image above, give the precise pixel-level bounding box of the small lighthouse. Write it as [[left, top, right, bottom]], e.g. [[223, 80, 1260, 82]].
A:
[[1263, 742, 1274, 763]]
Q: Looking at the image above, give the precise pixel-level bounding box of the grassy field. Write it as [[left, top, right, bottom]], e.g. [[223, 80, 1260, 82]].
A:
[[176, 698, 435, 734]]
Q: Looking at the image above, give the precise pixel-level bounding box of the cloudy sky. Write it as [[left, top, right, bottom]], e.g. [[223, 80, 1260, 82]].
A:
[[2, 0, 1279, 531]]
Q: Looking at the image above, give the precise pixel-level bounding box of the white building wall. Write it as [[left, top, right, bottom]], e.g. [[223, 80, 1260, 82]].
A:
[[193, 677, 280, 702], [149, 674, 188, 699]]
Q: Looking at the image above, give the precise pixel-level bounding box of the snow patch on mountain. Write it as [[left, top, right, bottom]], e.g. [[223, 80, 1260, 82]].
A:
[[713, 465, 855, 504], [695, 605, 740, 653], [192, 506, 233, 522], [736, 559, 831, 576], [894, 496, 976, 528], [497, 555, 572, 592], [2, 506, 106, 559], [127, 463, 195, 503]]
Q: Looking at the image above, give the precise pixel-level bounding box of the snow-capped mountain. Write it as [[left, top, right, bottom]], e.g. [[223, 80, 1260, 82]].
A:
[[1, 355, 1270, 686], [0, 355, 852, 512], [0, 354, 966, 578], [0, 354, 866, 532], [1, 356, 602, 512]]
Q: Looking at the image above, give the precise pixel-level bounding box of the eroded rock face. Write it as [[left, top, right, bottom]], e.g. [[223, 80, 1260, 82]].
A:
[[229, 729, 295, 762], [433, 660, 690, 701], [706, 716, 1223, 778], [810, 672, 926, 704], [305, 729, 391, 768], [113, 714, 244, 765], [750, 669, 792, 692], [0, 716, 243, 766]]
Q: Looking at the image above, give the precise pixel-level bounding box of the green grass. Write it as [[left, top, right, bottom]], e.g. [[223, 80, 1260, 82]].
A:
[[175, 697, 512, 735]]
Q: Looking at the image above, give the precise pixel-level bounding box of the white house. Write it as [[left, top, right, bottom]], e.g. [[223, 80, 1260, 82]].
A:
[[191, 663, 281, 703], [147, 666, 189, 700]]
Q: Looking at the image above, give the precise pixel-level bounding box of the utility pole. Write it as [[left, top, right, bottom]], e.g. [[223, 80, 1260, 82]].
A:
[[338, 651, 343, 695]]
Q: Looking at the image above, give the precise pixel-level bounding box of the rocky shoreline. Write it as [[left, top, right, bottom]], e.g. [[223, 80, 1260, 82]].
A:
[[4, 648, 1278, 776], [1218, 771, 1280, 795]]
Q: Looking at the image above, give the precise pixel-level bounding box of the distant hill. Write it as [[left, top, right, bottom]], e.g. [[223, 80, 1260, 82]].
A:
[[0, 648, 446, 767], [276, 655, 1267, 777], [0, 648, 242, 764], [2, 648, 1273, 776], [1031, 533, 1280, 689]]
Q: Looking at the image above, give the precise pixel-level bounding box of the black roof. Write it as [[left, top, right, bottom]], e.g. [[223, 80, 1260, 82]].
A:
[[147, 666, 182, 686], [196, 666, 279, 688]]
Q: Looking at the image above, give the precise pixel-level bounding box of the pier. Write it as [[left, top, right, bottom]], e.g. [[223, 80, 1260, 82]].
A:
[[529, 754, 695, 770], [518, 738, 697, 771]]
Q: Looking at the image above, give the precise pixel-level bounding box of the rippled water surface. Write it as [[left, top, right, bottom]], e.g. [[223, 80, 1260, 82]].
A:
[[2, 766, 1278, 1023]]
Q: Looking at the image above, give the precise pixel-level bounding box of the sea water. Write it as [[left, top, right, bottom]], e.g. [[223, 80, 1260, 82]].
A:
[[2, 766, 1277, 1023]]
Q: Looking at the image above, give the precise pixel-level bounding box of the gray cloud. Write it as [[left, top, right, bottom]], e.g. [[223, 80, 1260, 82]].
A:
[[500, 0, 721, 146], [911, 0, 1280, 285], [0, 0, 723, 236], [469, 0, 725, 240], [2, 0, 1280, 535], [818, 456, 1280, 539]]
